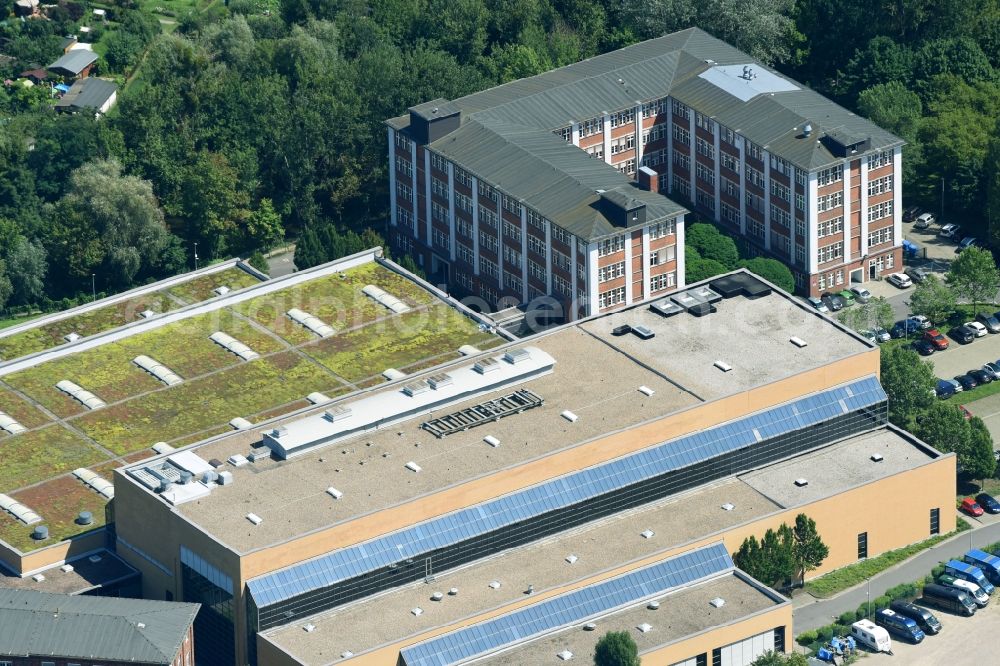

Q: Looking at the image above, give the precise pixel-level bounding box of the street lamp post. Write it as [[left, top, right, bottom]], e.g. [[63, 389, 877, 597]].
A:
[[867, 577, 871, 618], [194, 242, 199, 271], [91, 274, 96, 302]]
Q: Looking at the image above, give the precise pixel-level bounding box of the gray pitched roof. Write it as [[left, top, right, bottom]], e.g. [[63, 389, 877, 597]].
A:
[[55, 77, 117, 112], [430, 119, 685, 239], [388, 27, 902, 175], [47, 50, 98, 76], [0, 588, 199, 664]]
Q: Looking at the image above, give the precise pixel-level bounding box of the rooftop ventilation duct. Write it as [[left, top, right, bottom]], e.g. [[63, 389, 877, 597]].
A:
[[794, 478, 809, 487], [710, 597, 726, 608], [714, 361, 732, 372], [790, 336, 808, 348], [637, 623, 652, 633], [871, 453, 884, 462]]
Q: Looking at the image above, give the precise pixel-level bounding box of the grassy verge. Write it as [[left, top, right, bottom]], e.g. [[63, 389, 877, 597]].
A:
[[0, 425, 108, 491], [804, 520, 972, 599], [952, 379, 1000, 404]]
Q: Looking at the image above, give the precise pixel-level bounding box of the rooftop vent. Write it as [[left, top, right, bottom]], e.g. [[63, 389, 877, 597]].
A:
[[303, 623, 315, 632], [323, 405, 352, 422], [326, 487, 343, 499], [637, 623, 653, 633], [405, 461, 422, 473], [790, 336, 808, 348], [431, 591, 444, 601], [32, 526, 48, 540], [64, 332, 80, 343], [32, 573, 45, 582], [721, 503, 735, 511], [218, 471, 234, 485], [803, 123, 813, 137], [209, 331, 259, 361], [213, 286, 231, 296], [647, 601, 660, 610], [483, 435, 500, 448], [638, 385, 655, 396], [449, 588, 458, 596], [612, 324, 631, 336], [230, 417, 253, 430], [561, 410, 578, 423], [228, 454, 249, 467], [151, 442, 175, 455], [714, 360, 733, 372], [632, 325, 655, 340], [246, 512, 263, 525], [341, 651, 354, 659], [132, 355, 183, 386], [649, 300, 683, 318], [794, 478, 809, 487], [474, 357, 501, 374], [403, 380, 431, 397], [504, 348, 531, 365], [558, 650, 574, 661], [458, 345, 481, 356], [710, 597, 726, 608], [411, 607, 423, 616], [76, 511, 93, 525], [88, 554, 102, 563], [60, 564, 74, 573], [307, 392, 331, 405], [139, 309, 156, 319], [583, 622, 596, 631], [0, 493, 42, 525], [286, 308, 335, 338], [565, 554, 578, 564], [56, 380, 106, 410], [0, 411, 27, 435], [871, 453, 884, 463], [383, 368, 407, 381], [640, 529, 655, 539], [421, 389, 543, 438], [428, 373, 453, 389], [489, 580, 501, 589]]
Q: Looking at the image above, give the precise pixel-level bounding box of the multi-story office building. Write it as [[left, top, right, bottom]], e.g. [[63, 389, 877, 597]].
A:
[[386, 28, 903, 307], [112, 270, 954, 665]]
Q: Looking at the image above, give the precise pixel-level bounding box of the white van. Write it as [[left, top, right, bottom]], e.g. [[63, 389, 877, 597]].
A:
[[946, 578, 990, 606], [851, 619, 892, 653]]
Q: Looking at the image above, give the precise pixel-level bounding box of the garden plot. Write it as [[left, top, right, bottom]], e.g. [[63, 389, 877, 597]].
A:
[[304, 304, 503, 384], [0, 292, 177, 362], [73, 352, 347, 454], [0, 425, 107, 494], [4, 309, 284, 416], [235, 263, 438, 345], [165, 265, 264, 304], [0, 476, 109, 552]]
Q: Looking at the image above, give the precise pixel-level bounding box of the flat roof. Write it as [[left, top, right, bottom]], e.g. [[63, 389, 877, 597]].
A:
[[263, 479, 777, 663], [149, 275, 870, 553], [739, 427, 936, 507], [0, 549, 137, 595], [261, 426, 929, 662], [479, 573, 783, 666]]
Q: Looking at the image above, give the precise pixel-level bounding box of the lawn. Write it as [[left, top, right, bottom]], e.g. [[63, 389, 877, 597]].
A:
[[5, 309, 285, 415], [165, 265, 264, 304], [804, 520, 972, 598], [0, 477, 109, 552], [73, 352, 346, 454], [236, 263, 438, 345], [0, 425, 106, 493], [0, 389, 51, 432], [305, 305, 502, 383]]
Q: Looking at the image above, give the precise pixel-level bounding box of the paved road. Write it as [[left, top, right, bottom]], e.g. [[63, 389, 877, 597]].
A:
[[793, 521, 1000, 632], [267, 248, 296, 278]]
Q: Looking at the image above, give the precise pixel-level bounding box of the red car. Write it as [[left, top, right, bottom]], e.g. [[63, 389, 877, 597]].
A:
[[923, 329, 950, 350], [961, 498, 984, 517]]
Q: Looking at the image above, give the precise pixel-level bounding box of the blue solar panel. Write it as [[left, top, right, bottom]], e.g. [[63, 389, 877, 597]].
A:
[[247, 376, 885, 608], [400, 543, 733, 666]]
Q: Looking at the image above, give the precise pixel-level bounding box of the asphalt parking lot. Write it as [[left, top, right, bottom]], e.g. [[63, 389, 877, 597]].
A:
[[923, 324, 1000, 381], [864, 596, 1000, 665]]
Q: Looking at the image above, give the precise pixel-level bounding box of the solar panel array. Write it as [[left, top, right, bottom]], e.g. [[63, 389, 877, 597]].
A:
[[247, 376, 885, 608], [400, 543, 733, 666]]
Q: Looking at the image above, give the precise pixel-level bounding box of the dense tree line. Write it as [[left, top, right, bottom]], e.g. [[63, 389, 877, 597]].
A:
[[0, 0, 998, 312]]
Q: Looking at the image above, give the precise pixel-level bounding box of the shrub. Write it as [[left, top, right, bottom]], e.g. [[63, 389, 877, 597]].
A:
[[817, 626, 834, 643], [796, 630, 818, 647], [838, 611, 856, 625]]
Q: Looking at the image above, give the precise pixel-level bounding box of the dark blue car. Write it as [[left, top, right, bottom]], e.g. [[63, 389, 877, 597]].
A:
[[976, 493, 1000, 514], [936, 379, 958, 399], [891, 320, 920, 338]]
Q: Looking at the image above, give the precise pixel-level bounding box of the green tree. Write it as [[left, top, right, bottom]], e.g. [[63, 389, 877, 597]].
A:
[[792, 513, 829, 585], [593, 630, 639, 666], [750, 652, 809, 666], [966, 417, 997, 482], [737, 257, 794, 292], [686, 258, 729, 283], [880, 345, 936, 427], [908, 274, 957, 324], [840, 37, 914, 99], [244, 199, 285, 252], [914, 401, 972, 458], [0, 258, 12, 310], [5, 239, 47, 305], [687, 223, 739, 268], [733, 535, 764, 583], [868, 296, 895, 331], [247, 251, 270, 275], [948, 247, 999, 314]]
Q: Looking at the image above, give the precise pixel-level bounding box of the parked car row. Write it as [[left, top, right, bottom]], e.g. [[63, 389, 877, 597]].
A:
[[807, 286, 873, 314], [904, 205, 980, 252]]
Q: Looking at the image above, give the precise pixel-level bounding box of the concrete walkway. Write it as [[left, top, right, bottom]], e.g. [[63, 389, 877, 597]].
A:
[[792, 519, 1000, 633]]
